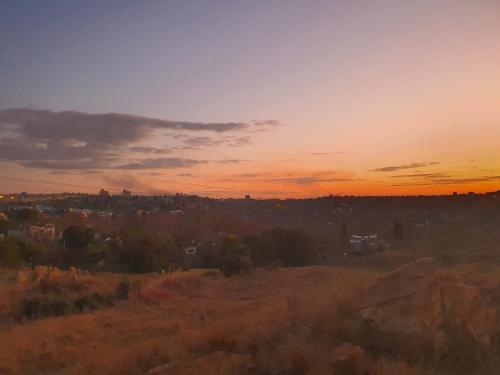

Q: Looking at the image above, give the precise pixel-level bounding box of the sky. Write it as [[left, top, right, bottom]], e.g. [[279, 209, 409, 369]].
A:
[[1, 0, 499, 197]]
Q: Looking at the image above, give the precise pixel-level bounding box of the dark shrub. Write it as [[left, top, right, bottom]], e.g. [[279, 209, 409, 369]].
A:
[[393, 221, 404, 241], [45, 296, 70, 316], [116, 279, 131, 300], [221, 251, 253, 277], [219, 235, 253, 277], [21, 294, 71, 319], [245, 228, 317, 267], [74, 293, 114, 312], [21, 297, 42, 319]]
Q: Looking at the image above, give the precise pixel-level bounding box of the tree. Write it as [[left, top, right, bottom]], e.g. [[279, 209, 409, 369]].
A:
[[61, 225, 96, 267], [219, 235, 253, 277], [124, 234, 179, 273], [245, 228, 317, 267], [393, 221, 404, 241], [0, 237, 22, 266], [62, 225, 94, 249], [340, 220, 349, 254], [244, 231, 278, 266], [0, 220, 7, 236], [273, 228, 316, 266], [19, 240, 42, 264], [12, 208, 37, 224]]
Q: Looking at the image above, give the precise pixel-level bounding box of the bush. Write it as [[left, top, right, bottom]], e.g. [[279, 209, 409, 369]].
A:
[[21, 294, 71, 319], [0, 237, 22, 266], [115, 278, 141, 300], [122, 235, 180, 273], [219, 235, 253, 277], [221, 252, 253, 277], [116, 279, 131, 300], [21, 292, 114, 319], [74, 293, 114, 312], [244, 228, 317, 267], [393, 222, 404, 241]]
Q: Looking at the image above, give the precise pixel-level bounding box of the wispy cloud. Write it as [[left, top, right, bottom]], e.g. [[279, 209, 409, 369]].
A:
[[390, 172, 448, 178], [216, 159, 250, 164], [129, 146, 171, 154], [271, 176, 355, 185], [371, 162, 440, 172], [391, 175, 500, 187], [431, 176, 500, 185], [225, 170, 357, 185], [115, 157, 208, 170]]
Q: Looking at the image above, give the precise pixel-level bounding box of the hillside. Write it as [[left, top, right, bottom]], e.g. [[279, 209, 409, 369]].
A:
[[0, 263, 499, 374]]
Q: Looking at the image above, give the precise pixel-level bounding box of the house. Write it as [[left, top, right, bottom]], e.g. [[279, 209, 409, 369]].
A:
[[27, 223, 57, 242], [184, 245, 197, 255], [182, 241, 219, 268], [349, 234, 379, 255]]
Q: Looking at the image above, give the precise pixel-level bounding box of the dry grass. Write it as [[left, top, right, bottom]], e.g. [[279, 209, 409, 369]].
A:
[[1, 265, 497, 374]]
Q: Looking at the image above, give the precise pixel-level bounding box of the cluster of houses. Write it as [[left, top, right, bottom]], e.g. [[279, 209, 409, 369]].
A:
[[348, 233, 387, 255], [7, 223, 59, 243], [0, 212, 59, 243]]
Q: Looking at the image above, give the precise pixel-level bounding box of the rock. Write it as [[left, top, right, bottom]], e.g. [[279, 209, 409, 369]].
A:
[[147, 363, 171, 374], [331, 343, 366, 374], [357, 257, 497, 346]]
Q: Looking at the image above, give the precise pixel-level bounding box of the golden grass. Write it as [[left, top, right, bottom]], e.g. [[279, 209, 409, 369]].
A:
[[2, 265, 489, 374]]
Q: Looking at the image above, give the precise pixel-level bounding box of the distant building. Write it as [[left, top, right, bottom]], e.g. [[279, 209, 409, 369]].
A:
[[96, 210, 113, 218], [184, 245, 197, 255], [68, 208, 93, 218], [27, 223, 57, 242], [122, 189, 132, 196], [99, 188, 110, 197], [349, 234, 379, 255]]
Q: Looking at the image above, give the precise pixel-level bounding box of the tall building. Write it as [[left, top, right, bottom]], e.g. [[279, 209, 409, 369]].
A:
[[99, 188, 110, 197]]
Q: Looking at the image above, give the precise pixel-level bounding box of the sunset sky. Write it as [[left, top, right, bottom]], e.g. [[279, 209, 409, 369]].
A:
[[1, 0, 499, 197]]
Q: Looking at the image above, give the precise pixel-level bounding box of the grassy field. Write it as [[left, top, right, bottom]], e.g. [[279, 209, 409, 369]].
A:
[[0, 264, 498, 374]]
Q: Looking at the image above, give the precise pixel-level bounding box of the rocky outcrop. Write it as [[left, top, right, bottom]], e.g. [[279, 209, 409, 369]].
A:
[[357, 257, 497, 346], [331, 343, 367, 374]]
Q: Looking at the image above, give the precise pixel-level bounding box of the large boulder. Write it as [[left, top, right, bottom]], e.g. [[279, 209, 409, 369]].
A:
[[357, 257, 497, 346], [331, 343, 367, 374]]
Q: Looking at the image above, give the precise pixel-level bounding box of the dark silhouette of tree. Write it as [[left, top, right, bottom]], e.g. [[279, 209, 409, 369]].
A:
[[340, 220, 349, 253], [0, 237, 22, 266], [393, 221, 404, 241], [219, 235, 253, 276], [62, 225, 93, 249], [0, 217, 7, 236], [244, 228, 317, 267], [13, 208, 37, 224]]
